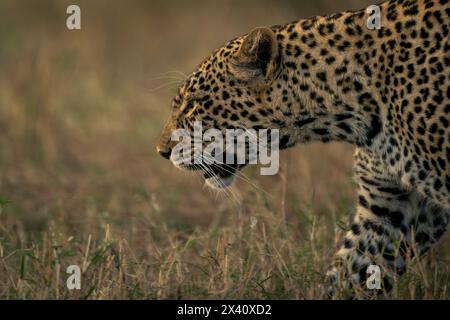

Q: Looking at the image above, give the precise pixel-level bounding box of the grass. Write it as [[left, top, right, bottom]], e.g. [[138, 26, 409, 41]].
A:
[[0, 0, 449, 300], [1, 188, 450, 299]]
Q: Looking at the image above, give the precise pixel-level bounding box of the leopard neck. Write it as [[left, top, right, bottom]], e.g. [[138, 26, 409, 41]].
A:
[[270, 6, 386, 149]]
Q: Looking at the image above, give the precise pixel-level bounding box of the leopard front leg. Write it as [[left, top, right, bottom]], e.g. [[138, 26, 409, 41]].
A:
[[327, 149, 450, 299]]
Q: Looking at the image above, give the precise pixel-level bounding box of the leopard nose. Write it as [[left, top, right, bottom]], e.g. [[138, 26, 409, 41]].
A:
[[156, 145, 172, 160]]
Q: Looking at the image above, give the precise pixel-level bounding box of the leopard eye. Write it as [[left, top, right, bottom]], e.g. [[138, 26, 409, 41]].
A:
[[178, 99, 190, 112], [180, 99, 198, 117]]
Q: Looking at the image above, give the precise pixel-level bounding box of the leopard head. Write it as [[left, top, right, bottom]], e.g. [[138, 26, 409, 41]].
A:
[[156, 27, 288, 189]]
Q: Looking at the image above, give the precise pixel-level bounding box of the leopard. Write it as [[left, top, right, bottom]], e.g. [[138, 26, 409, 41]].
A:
[[156, 0, 450, 298]]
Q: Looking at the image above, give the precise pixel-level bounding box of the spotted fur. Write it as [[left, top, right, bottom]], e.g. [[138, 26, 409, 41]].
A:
[[157, 0, 450, 297]]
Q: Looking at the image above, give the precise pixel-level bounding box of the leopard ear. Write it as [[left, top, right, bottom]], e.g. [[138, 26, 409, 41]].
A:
[[231, 27, 281, 87]]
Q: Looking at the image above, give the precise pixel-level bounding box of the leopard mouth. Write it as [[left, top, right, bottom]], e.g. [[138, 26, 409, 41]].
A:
[[202, 164, 237, 190], [171, 158, 237, 190]]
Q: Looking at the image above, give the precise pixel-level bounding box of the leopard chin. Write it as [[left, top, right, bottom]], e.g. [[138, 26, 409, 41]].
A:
[[204, 173, 235, 190], [170, 156, 238, 190]]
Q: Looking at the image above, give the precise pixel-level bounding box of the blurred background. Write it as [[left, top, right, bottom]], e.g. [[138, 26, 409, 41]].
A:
[[0, 0, 448, 299]]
